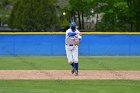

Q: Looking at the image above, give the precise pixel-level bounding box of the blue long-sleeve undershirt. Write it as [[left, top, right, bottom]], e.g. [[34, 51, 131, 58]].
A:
[[68, 32, 77, 36], [68, 32, 82, 42]]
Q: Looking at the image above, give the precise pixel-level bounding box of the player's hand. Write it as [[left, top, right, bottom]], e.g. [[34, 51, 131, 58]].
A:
[[77, 32, 82, 35]]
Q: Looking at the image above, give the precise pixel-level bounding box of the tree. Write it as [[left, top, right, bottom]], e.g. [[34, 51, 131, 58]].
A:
[[62, 0, 140, 31], [0, 0, 14, 27], [68, 0, 101, 30], [132, 0, 140, 31], [69, 0, 93, 29], [9, 0, 59, 31], [95, 0, 134, 31], [94, 0, 140, 32]]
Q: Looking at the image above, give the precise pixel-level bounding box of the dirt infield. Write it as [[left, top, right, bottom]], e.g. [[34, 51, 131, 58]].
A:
[[0, 70, 140, 80]]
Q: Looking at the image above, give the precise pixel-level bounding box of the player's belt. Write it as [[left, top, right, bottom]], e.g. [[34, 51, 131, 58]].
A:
[[66, 44, 74, 46]]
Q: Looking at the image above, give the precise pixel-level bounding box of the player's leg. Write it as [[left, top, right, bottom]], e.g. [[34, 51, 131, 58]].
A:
[[73, 46, 79, 76], [70, 62, 75, 74], [67, 50, 75, 74], [65, 45, 75, 72]]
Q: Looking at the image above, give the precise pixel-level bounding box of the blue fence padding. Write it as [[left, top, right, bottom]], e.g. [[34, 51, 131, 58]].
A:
[[0, 34, 140, 55]]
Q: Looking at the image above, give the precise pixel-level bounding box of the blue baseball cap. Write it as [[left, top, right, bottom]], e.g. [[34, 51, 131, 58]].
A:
[[70, 22, 76, 27]]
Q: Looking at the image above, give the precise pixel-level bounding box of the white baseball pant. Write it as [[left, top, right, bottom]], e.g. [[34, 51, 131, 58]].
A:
[[65, 45, 78, 64]]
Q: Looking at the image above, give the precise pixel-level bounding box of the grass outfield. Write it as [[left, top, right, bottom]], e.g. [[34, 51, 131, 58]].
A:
[[0, 56, 140, 93], [0, 56, 140, 70], [0, 80, 140, 93]]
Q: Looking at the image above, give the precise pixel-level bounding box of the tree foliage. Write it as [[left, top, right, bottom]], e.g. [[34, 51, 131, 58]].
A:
[[96, 0, 140, 31], [67, 0, 140, 31], [1, 0, 140, 32], [9, 0, 59, 31], [96, 0, 130, 31], [68, 0, 93, 29], [0, 0, 14, 26]]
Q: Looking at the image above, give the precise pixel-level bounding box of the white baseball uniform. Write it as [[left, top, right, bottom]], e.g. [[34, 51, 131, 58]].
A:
[[65, 22, 82, 76], [65, 28, 81, 64]]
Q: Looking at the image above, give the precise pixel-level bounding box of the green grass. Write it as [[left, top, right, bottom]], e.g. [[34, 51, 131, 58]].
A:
[[0, 56, 140, 93], [0, 80, 140, 93], [0, 56, 140, 70]]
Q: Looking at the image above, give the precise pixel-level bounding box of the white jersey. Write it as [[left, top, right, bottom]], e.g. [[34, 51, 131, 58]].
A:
[[65, 28, 80, 45]]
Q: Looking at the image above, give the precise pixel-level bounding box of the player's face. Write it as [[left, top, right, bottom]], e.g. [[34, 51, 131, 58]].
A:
[[71, 26, 76, 32]]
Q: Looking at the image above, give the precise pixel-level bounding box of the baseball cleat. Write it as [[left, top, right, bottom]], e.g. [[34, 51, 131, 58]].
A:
[[75, 70, 78, 76], [71, 69, 75, 74]]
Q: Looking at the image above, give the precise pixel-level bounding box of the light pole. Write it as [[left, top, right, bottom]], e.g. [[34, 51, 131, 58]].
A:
[[91, 9, 94, 23], [90, 9, 94, 30], [95, 0, 99, 31]]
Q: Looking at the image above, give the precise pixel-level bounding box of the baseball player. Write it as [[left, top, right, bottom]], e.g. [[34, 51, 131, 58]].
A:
[[65, 22, 82, 76]]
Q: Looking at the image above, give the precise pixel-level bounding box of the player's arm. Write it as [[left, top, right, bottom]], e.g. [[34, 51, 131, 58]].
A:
[[77, 31, 82, 41], [67, 30, 82, 37], [68, 32, 77, 36], [78, 35, 82, 41]]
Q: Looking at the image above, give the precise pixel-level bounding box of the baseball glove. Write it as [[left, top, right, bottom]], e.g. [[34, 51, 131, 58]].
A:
[[74, 38, 80, 45]]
